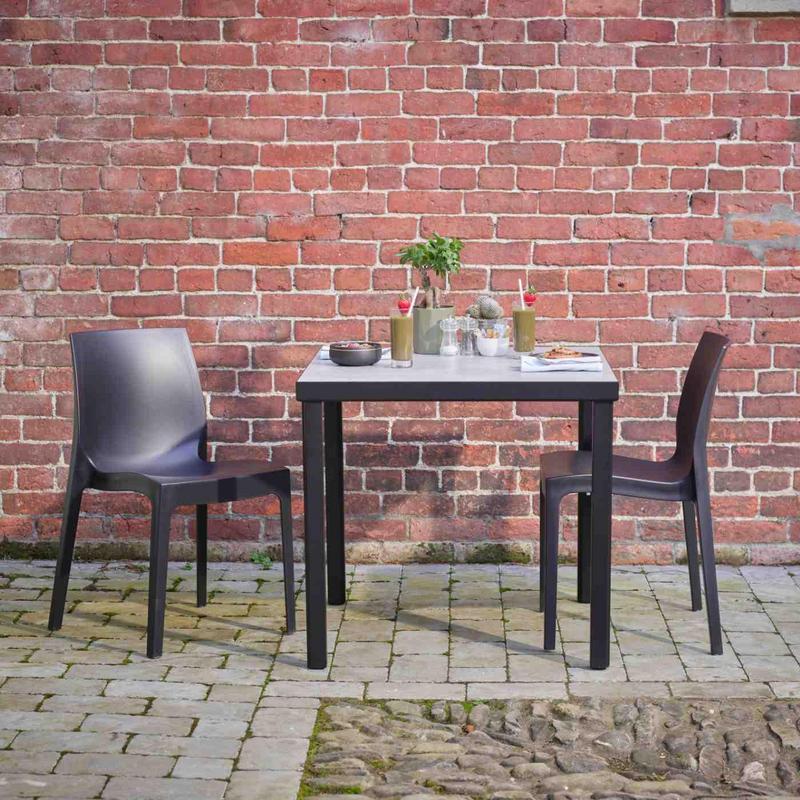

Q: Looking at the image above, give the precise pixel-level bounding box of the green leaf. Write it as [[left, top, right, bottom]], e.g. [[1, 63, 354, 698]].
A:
[[397, 234, 463, 279]]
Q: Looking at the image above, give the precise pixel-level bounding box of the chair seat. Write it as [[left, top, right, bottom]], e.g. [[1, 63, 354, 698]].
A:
[[92, 456, 288, 505], [540, 450, 693, 502]]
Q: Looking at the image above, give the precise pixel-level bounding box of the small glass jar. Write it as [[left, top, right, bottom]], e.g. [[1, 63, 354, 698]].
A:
[[439, 317, 459, 356], [459, 317, 478, 356]]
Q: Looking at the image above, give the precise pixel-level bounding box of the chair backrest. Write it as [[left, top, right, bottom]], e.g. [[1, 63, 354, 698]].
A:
[[70, 328, 206, 469], [674, 331, 731, 466]]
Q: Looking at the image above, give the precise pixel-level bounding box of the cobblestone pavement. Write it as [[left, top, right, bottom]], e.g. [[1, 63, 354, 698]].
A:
[[303, 697, 800, 798], [2, 560, 800, 798]]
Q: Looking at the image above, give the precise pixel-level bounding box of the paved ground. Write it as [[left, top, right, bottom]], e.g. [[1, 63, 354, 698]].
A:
[[303, 697, 800, 798], [2, 560, 800, 798]]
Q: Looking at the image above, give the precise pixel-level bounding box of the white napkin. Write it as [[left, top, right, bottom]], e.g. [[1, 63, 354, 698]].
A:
[[521, 351, 603, 372], [319, 346, 390, 361]]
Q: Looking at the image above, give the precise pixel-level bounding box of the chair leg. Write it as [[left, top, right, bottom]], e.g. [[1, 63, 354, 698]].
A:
[[543, 491, 560, 652], [682, 500, 702, 612], [577, 492, 591, 604], [147, 495, 172, 659], [695, 475, 723, 655], [278, 488, 296, 635], [538, 488, 546, 614], [48, 481, 85, 632], [196, 505, 207, 608]]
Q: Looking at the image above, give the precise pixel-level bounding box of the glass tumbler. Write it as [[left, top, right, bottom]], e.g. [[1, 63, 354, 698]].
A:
[[391, 313, 413, 368], [513, 304, 536, 353]]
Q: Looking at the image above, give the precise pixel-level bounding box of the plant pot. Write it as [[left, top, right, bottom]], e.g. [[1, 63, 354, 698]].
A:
[[413, 305, 454, 354]]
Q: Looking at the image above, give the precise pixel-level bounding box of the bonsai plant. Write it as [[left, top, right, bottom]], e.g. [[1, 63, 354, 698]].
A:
[[398, 234, 463, 354]]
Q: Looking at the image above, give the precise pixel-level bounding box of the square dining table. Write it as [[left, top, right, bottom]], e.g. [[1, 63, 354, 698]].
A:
[[295, 348, 619, 670]]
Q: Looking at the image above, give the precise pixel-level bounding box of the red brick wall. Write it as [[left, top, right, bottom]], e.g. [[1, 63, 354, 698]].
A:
[[1, 0, 799, 564]]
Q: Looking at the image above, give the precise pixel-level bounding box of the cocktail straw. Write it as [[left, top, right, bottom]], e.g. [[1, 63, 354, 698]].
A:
[[518, 278, 525, 308], [407, 286, 419, 317]]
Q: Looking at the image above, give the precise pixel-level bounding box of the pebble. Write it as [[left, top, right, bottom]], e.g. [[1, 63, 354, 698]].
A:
[[555, 752, 606, 773], [552, 720, 578, 744], [627, 778, 693, 795], [385, 700, 422, 717], [541, 770, 628, 793], [511, 762, 551, 779], [449, 703, 467, 725], [768, 720, 800, 749], [468, 704, 490, 728], [664, 730, 694, 754], [372, 786, 433, 798], [307, 774, 373, 792], [613, 703, 638, 727], [698, 744, 725, 780], [631, 747, 668, 771], [594, 729, 633, 752], [743, 738, 779, 762], [741, 760, 766, 782], [552, 702, 582, 720], [430, 701, 448, 723]]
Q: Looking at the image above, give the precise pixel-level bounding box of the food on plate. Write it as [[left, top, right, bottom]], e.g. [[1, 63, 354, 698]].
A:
[[332, 341, 374, 350], [542, 345, 583, 360]]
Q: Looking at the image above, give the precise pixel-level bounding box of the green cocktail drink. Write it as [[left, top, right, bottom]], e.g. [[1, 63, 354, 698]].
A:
[[391, 313, 413, 368], [513, 305, 536, 353]]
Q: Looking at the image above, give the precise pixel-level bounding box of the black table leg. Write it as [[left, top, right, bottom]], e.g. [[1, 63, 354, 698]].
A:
[[589, 400, 613, 670], [303, 401, 327, 669], [324, 401, 346, 606], [577, 400, 593, 604]]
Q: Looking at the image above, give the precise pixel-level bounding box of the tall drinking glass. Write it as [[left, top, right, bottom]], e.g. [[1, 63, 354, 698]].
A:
[[513, 304, 536, 353], [391, 313, 413, 368]]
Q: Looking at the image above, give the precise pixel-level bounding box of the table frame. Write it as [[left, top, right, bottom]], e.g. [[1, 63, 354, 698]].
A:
[[298, 358, 617, 671]]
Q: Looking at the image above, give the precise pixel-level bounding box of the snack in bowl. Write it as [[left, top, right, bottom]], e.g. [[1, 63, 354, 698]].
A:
[[329, 341, 382, 366], [476, 322, 510, 357], [541, 346, 584, 361]]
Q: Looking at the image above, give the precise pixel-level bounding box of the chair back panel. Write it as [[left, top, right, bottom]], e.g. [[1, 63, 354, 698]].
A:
[[674, 332, 730, 465], [70, 328, 206, 469]]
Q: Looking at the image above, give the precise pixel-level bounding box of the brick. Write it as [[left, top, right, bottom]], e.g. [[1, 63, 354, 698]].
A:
[[605, 20, 675, 43], [710, 44, 785, 67], [715, 93, 788, 117], [643, 0, 713, 16], [558, 92, 631, 115], [400, 90, 472, 116], [564, 142, 638, 166], [31, 43, 102, 65], [479, 92, 553, 116], [567, 0, 639, 14]]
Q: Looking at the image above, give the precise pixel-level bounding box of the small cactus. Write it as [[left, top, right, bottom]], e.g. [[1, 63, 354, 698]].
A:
[[474, 294, 503, 320]]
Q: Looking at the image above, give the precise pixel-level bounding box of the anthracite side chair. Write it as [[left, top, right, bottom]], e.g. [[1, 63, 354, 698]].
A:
[[539, 332, 731, 657], [48, 327, 295, 658]]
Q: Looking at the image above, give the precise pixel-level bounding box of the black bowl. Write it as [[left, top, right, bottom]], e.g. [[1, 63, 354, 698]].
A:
[[329, 341, 382, 367]]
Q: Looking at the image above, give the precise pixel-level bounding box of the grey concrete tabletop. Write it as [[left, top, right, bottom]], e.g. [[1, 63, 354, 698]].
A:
[[296, 347, 619, 402]]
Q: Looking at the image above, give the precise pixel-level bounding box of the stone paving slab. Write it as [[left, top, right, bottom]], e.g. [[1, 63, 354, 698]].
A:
[[2, 560, 800, 798]]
